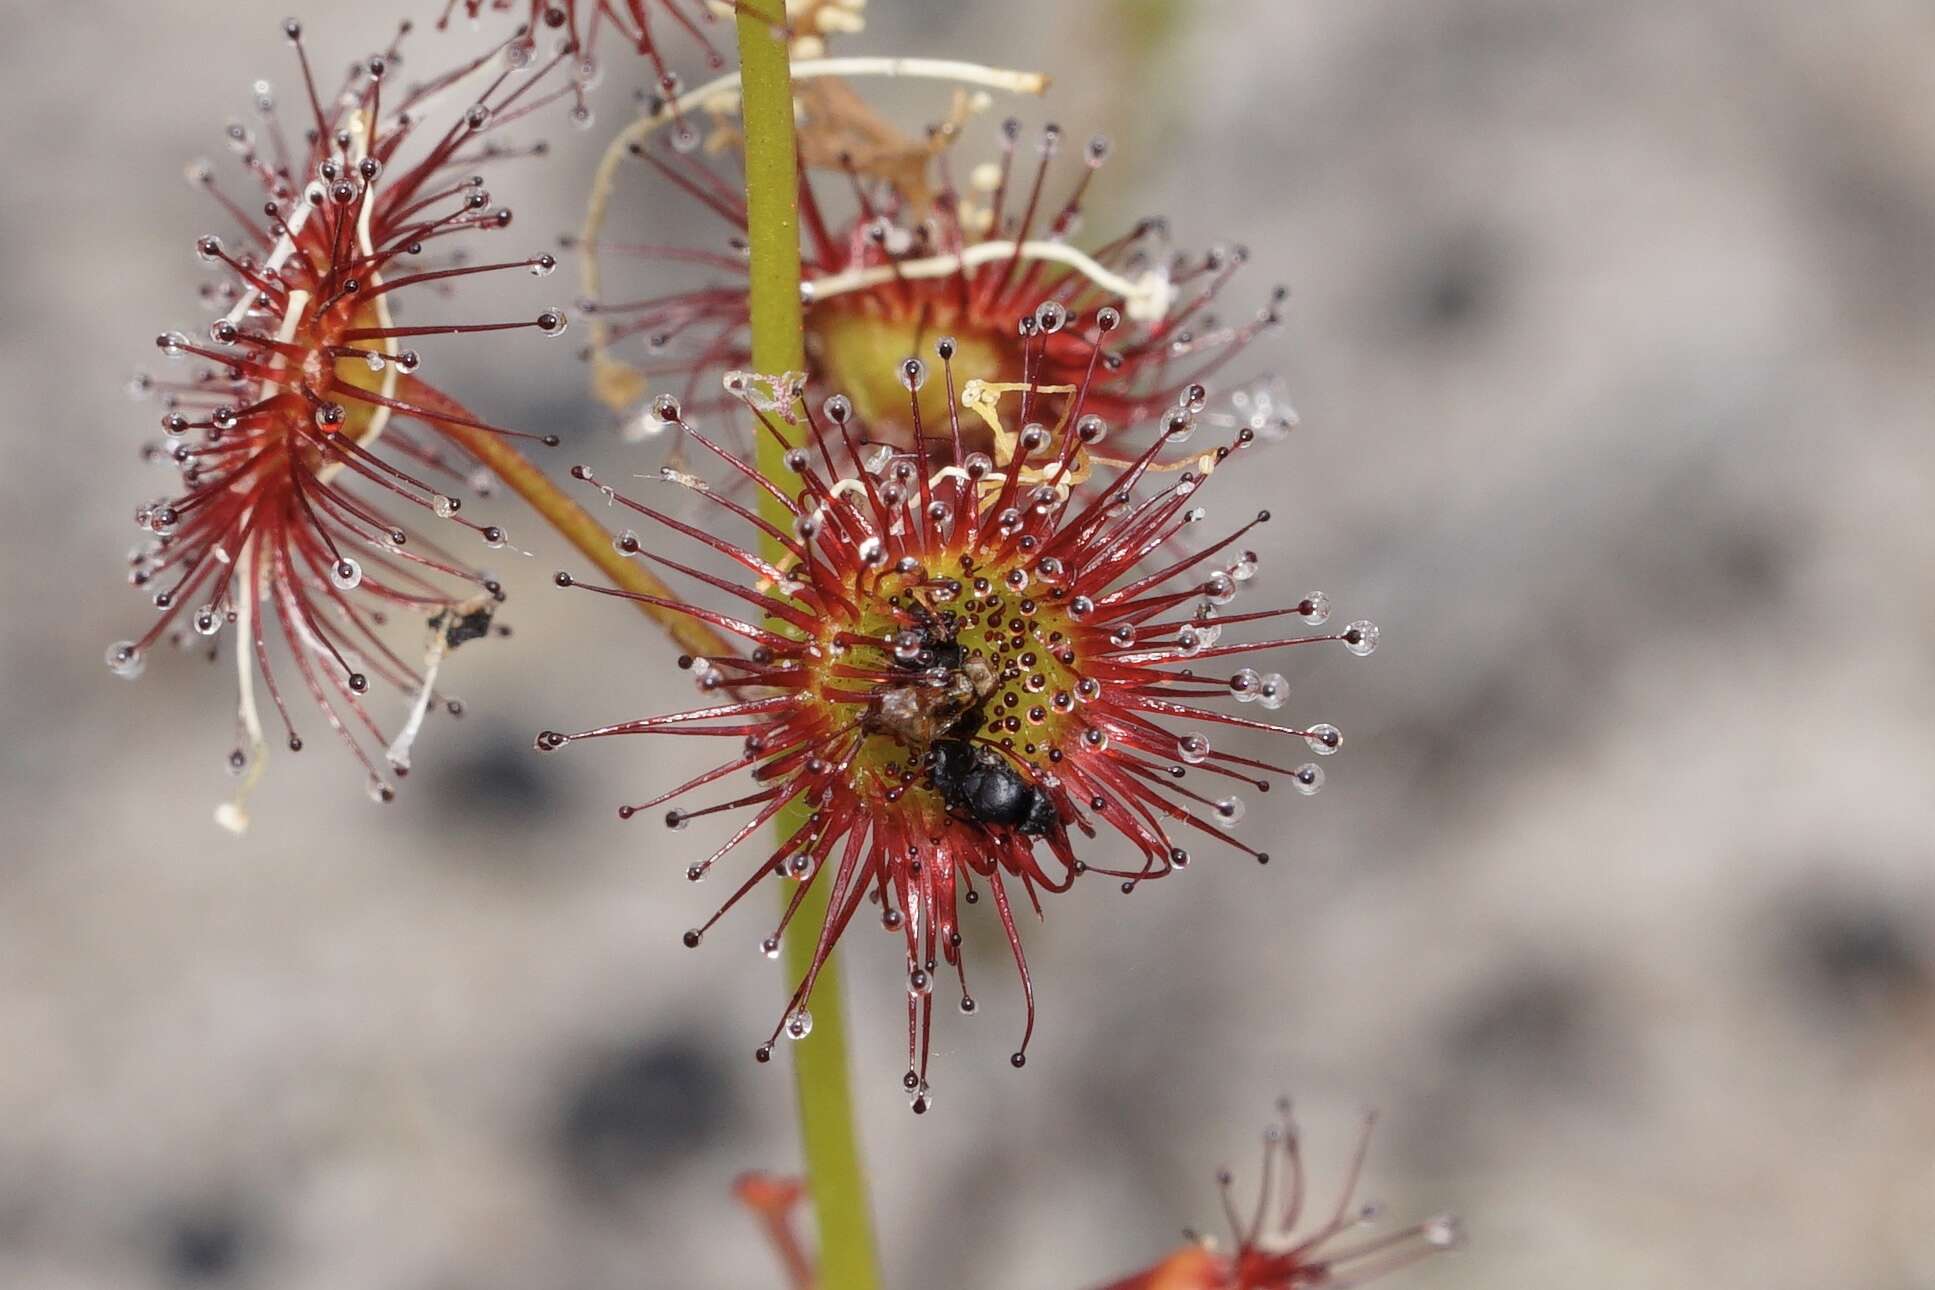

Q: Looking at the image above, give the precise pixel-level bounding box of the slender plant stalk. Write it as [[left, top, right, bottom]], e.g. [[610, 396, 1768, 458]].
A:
[[736, 5, 882, 1288], [409, 386, 732, 660]]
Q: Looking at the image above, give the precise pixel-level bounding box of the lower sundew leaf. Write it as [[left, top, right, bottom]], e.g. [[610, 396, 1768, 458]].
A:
[[537, 319, 1378, 1107], [728, 1100, 1461, 1289], [1090, 1100, 1460, 1290]]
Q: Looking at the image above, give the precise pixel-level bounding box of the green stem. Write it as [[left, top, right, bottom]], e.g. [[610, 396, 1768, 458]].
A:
[[735, 7, 882, 1289], [400, 378, 732, 662]]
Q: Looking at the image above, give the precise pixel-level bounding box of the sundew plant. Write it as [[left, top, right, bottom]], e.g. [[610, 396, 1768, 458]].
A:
[[112, 3, 1460, 1286]]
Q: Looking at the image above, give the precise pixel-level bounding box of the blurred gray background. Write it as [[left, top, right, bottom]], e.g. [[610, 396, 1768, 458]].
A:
[[5, 1, 1933, 1287]]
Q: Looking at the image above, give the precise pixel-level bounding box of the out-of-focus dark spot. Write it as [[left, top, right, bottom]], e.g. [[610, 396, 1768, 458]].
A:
[[1443, 965, 1603, 1088], [1377, 654, 1593, 822], [1400, 230, 1506, 338], [1782, 895, 1930, 1023], [558, 1034, 736, 1193], [423, 723, 568, 826], [165, 1214, 243, 1282], [1377, 451, 1799, 825], [1712, 524, 1786, 599], [1420, 261, 1483, 331], [1647, 467, 1794, 613], [1810, 158, 1935, 342]]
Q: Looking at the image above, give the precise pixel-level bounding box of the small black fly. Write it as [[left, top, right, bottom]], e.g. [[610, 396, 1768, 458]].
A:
[[927, 739, 1060, 836], [431, 604, 495, 650]]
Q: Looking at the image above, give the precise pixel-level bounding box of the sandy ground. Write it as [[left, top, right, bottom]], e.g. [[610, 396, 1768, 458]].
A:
[[3, 1, 1932, 1287]]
